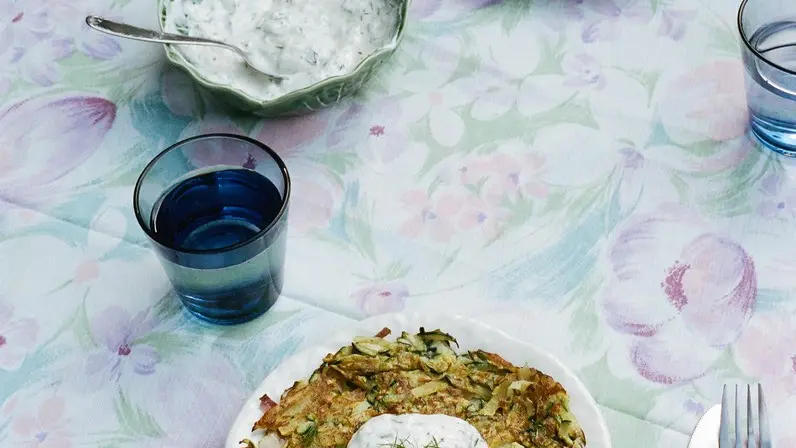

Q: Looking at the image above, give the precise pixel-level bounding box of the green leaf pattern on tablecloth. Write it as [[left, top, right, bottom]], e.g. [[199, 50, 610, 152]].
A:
[[1, 0, 796, 446]]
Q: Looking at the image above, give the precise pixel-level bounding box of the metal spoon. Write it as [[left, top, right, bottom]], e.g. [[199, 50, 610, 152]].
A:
[[85, 16, 289, 80]]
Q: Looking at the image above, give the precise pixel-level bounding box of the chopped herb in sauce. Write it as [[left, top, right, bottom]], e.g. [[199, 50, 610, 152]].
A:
[[164, 0, 400, 100]]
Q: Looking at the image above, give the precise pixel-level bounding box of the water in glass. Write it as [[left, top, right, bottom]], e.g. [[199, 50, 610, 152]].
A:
[[742, 20, 796, 154]]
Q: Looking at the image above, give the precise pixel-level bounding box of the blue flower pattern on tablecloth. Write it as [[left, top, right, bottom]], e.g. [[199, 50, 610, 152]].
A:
[[0, 0, 793, 446]]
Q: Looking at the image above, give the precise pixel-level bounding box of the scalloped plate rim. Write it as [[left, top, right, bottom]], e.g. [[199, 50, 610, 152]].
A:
[[225, 312, 613, 448]]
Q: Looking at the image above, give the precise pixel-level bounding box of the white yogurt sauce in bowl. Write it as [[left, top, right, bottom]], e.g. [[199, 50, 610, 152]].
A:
[[163, 0, 399, 101], [348, 414, 489, 448]]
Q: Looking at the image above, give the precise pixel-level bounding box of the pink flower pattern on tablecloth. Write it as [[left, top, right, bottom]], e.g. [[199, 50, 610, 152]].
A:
[[658, 7, 696, 41], [659, 60, 748, 144], [0, 0, 124, 91], [459, 150, 548, 204], [489, 153, 548, 201], [161, 68, 204, 118], [289, 172, 342, 233], [4, 395, 73, 448], [51, 0, 123, 60], [0, 0, 68, 90], [410, 0, 504, 19], [1, 0, 793, 445], [0, 0, 53, 51], [581, 0, 653, 42], [458, 195, 510, 241], [734, 312, 796, 404], [353, 282, 409, 316], [532, 0, 585, 30], [0, 302, 38, 371], [328, 98, 409, 163], [258, 111, 330, 153], [76, 307, 160, 391], [182, 118, 266, 169], [399, 190, 463, 242], [0, 94, 116, 205], [562, 53, 606, 90], [143, 356, 247, 447], [602, 211, 757, 384], [756, 173, 796, 221]]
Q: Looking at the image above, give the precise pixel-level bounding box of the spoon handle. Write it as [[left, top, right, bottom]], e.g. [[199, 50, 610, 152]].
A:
[[85, 16, 233, 49], [85, 15, 288, 79]]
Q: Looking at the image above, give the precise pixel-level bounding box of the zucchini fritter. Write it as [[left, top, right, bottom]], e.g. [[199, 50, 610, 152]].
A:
[[252, 328, 586, 448]]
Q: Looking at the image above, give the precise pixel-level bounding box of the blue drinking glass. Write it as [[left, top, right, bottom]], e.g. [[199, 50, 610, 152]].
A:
[[738, 0, 796, 155], [134, 134, 290, 324]]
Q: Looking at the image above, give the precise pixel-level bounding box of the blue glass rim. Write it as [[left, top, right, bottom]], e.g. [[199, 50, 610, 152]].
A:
[[737, 0, 796, 77], [133, 133, 291, 256]]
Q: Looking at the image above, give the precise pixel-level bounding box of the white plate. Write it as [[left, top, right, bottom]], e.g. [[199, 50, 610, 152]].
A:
[[687, 405, 720, 448], [225, 313, 613, 448]]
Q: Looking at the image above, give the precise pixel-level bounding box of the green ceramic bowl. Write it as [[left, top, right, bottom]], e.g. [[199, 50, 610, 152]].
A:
[[157, 0, 409, 117]]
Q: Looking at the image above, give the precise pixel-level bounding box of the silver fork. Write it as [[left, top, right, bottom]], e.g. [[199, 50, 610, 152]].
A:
[[719, 384, 773, 448]]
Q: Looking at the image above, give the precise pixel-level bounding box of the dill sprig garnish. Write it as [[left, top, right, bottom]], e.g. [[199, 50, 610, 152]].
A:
[[380, 435, 445, 448]]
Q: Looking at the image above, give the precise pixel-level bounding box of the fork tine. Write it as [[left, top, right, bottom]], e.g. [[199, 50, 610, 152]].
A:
[[747, 384, 754, 447], [758, 384, 773, 448], [719, 385, 732, 448], [735, 385, 743, 448]]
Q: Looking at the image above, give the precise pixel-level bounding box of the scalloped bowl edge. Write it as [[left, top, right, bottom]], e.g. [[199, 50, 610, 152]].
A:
[[156, 0, 410, 116]]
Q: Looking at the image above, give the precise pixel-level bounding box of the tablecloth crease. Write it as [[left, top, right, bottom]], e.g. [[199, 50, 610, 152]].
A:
[[2, 0, 796, 446]]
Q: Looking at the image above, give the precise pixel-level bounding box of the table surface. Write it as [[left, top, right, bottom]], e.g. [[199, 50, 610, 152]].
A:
[[1, 0, 794, 446]]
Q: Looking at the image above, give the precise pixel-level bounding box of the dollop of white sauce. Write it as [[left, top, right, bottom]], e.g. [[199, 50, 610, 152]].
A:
[[164, 0, 399, 100], [348, 414, 489, 448]]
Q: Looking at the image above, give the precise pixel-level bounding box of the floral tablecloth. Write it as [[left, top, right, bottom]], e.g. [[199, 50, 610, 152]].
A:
[[2, 0, 795, 446]]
